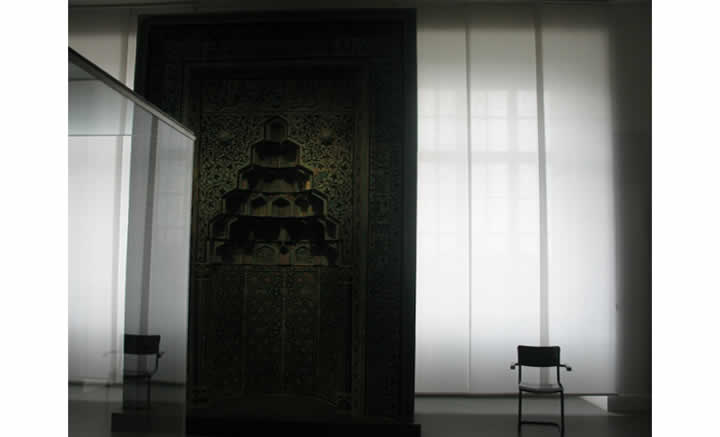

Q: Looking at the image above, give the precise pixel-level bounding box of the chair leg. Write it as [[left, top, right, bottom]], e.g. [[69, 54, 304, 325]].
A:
[[518, 390, 522, 433], [146, 378, 151, 409], [560, 391, 565, 436]]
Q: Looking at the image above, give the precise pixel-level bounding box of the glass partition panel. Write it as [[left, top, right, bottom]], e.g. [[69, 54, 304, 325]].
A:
[[68, 48, 195, 433], [68, 78, 134, 136], [122, 110, 194, 408], [68, 133, 127, 385]]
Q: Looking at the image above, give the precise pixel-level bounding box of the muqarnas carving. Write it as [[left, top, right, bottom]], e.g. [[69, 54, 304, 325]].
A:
[[208, 117, 341, 266]]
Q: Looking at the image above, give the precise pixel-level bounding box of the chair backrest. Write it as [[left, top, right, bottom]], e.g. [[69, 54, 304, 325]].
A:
[[124, 334, 160, 355], [517, 345, 560, 367]]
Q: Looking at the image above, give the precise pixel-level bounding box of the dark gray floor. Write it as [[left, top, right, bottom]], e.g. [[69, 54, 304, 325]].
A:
[[69, 386, 650, 437], [414, 396, 650, 437]]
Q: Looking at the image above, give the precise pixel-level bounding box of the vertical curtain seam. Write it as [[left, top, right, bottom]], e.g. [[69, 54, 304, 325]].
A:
[[139, 117, 159, 336], [464, 6, 474, 395], [534, 0, 550, 385]]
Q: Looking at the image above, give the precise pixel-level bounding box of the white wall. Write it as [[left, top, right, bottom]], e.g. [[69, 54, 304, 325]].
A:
[[68, 136, 126, 383], [69, 8, 137, 87], [415, 7, 471, 393], [609, 3, 651, 412]]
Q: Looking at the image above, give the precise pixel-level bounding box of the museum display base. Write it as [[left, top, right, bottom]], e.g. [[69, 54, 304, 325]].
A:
[[110, 403, 185, 433], [186, 408, 421, 437]]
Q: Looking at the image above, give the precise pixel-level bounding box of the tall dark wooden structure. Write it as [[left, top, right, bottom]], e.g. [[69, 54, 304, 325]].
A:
[[135, 10, 417, 430]]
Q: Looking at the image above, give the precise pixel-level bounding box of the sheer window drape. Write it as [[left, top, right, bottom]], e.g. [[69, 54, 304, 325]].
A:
[[416, 3, 616, 394]]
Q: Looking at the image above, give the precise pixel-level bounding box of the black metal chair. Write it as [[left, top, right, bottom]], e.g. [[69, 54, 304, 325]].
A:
[[510, 345, 572, 435], [123, 334, 164, 409]]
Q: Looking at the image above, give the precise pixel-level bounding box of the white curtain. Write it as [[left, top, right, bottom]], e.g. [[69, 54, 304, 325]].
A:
[[416, 3, 616, 394]]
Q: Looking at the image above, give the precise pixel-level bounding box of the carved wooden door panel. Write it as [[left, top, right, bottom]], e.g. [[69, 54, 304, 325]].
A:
[[187, 65, 367, 415]]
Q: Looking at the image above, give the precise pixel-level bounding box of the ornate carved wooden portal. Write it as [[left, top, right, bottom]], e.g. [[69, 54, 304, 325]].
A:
[[188, 69, 365, 414], [135, 11, 417, 422], [207, 117, 342, 267]]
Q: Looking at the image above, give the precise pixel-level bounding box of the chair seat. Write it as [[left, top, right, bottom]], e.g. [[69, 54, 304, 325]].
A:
[[123, 370, 153, 379], [519, 382, 563, 393]]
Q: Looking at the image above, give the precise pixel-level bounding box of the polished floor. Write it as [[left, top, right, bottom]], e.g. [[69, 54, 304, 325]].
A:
[[69, 385, 650, 437]]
